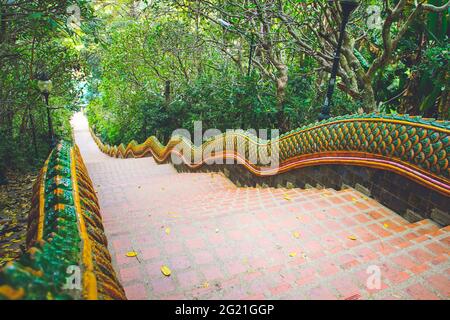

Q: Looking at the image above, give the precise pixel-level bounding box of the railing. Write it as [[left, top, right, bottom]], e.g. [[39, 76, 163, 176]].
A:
[[0, 141, 126, 300], [92, 113, 450, 197]]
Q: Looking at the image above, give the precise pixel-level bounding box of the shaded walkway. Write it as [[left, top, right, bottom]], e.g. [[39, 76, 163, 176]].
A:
[[71, 112, 449, 300]]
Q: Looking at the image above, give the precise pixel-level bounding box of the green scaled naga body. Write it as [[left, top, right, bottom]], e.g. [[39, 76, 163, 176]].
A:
[[0, 141, 126, 300]]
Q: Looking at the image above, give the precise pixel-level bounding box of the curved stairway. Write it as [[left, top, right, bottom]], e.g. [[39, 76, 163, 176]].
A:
[[72, 112, 449, 300]]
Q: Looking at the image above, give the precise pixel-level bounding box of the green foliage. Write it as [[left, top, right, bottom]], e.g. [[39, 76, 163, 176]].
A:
[[0, 1, 93, 175], [2, 0, 449, 165], [416, 42, 449, 114]]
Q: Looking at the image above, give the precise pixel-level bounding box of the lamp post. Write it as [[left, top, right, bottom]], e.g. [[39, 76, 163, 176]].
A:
[[318, 0, 359, 121], [37, 72, 55, 146]]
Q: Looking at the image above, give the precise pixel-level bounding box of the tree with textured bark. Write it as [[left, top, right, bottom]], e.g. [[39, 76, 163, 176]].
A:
[[172, 0, 292, 129], [277, 0, 449, 113]]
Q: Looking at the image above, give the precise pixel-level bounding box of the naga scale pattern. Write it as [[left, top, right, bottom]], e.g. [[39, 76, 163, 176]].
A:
[[92, 113, 450, 196], [0, 142, 126, 300]]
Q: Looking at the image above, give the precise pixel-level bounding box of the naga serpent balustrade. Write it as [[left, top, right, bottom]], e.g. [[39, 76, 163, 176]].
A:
[[1, 113, 448, 300], [92, 113, 450, 197], [0, 142, 126, 300]]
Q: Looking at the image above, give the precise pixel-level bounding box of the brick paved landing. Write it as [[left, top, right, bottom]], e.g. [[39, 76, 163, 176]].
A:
[[71, 113, 450, 300]]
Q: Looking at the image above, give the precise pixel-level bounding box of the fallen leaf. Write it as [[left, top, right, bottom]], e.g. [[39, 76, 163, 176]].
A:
[[161, 265, 172, 277], [5, 232, 13, 238], [345, 294, 361, 300], [293, 232, 300, 239], [383, 223, 389, 228], [289, 252, 297, 257], [165, 227, 171, 235], [348, 235, 357, 241], [284, 194, 291, 201], [202, 281, 210, 288], [126, 251, 138, 257]]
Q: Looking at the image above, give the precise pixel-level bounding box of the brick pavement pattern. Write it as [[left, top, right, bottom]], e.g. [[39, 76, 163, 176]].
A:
[[72, 112, 449, 300]]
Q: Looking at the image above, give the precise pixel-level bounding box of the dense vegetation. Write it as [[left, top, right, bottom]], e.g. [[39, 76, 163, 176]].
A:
[[85, 0, 449, 146], [0, 1, 95, 179], [1, 0, 449, 174]]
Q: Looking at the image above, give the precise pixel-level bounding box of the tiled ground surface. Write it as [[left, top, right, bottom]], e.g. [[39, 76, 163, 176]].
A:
[[72, 113, 450, 300]]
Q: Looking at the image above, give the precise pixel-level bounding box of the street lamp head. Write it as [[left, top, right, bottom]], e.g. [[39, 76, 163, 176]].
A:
[[37, 72, 53, 95], [36, 70, 55, 145], [37, 79, 53, 95]]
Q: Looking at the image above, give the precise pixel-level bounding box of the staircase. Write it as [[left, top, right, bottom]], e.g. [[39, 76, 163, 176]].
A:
[[72, 113, 449, 300]]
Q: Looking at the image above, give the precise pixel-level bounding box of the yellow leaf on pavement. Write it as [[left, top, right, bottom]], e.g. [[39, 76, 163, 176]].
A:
[[293, 232, 300, 239], [289, 252, 297, 257], [383, 223, 389, 228], [126, 251, 138, 257], [284, 194, 291, 201], [161, 265, 172, 277], [165, 227, 171, 235], [348, 235, 357, 241]]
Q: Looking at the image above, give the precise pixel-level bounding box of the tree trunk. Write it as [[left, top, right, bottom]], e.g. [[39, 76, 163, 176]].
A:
[[0, 7, 7, 44], [438, 88, 449, 119], [28, 108, 38, 157], [165, 80, 171, 106], [361, 80, 377, 112], [341, 43, 377, 113], [275, 63, 289, 131]]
